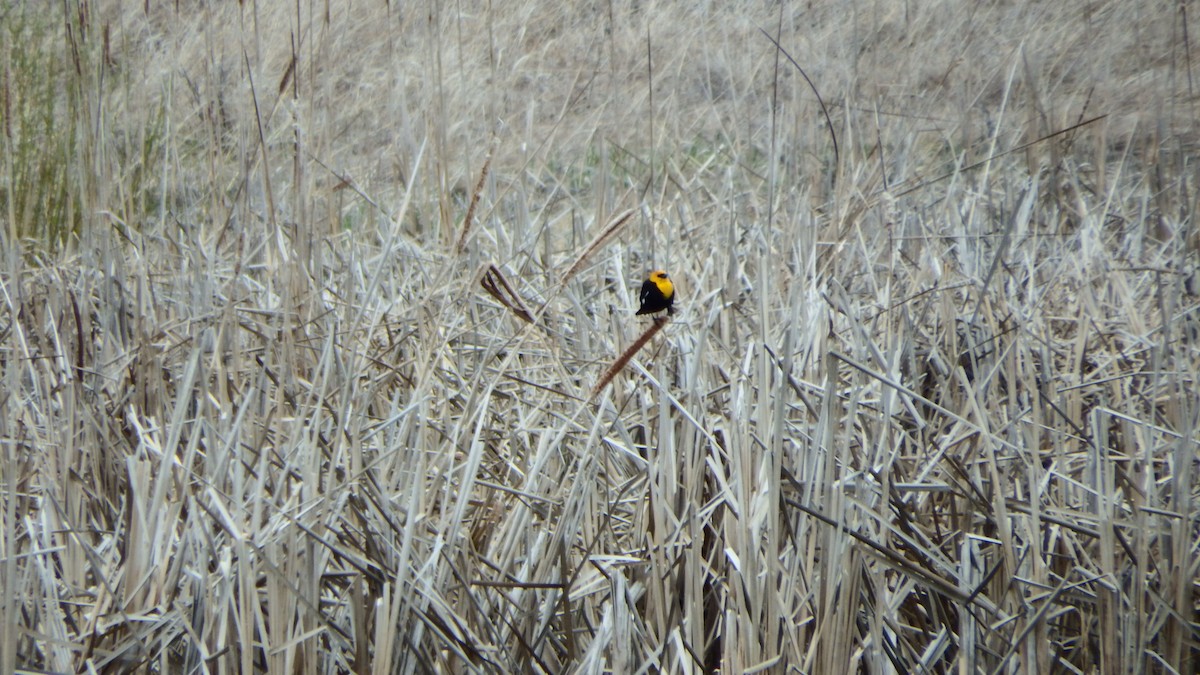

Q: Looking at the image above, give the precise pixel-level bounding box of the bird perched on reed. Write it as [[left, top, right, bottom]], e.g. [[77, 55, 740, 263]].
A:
[[636, 270, 675, 316]]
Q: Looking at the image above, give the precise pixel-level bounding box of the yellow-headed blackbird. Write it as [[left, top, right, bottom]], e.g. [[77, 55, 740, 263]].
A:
[[637, 270, 675, 316]]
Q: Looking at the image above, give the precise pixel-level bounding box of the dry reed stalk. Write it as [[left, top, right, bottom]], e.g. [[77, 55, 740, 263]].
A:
[[561, 208, 636, 285], [454, 143, 495, 255], [590, 317, 667, 399]]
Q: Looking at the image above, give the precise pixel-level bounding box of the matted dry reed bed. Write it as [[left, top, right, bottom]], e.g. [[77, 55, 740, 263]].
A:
[[2, 1, 1198, 673]]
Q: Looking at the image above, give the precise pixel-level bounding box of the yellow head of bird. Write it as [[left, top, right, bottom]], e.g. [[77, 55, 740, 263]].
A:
[[649, 270, 673, 299]]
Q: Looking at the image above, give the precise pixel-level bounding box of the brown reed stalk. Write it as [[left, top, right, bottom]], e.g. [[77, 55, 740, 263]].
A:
[[561, 208, 635, 285], [479, 263, 535, 324], [455, 143, 495, 255], [590, 317, 667, 399]]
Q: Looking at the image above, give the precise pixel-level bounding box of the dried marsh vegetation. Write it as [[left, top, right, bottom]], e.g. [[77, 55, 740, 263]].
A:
[[2, 1, 1198, 673]]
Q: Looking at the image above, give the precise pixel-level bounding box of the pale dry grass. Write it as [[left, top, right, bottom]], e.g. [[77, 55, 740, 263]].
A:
[[1, 1, 1198, 673]]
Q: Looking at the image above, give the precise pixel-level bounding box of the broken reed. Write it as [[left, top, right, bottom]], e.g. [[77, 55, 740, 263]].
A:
[[479, 263, 535, 324]]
